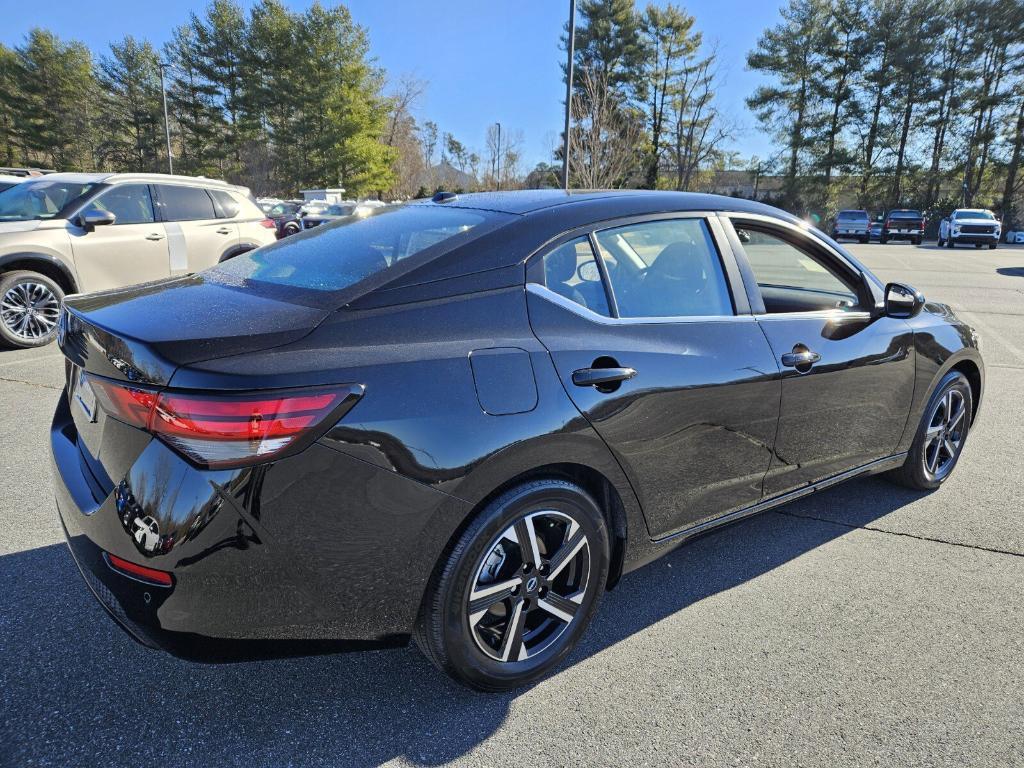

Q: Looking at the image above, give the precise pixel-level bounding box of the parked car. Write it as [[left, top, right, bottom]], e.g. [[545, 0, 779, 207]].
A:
[[938, 209, 1001, 249], [51, 190, 983, 691], [264, 201, 303, 238], [869, 220, 883, 241], [0, 172, 276, 348], [256, 197, 283, 213], [880, 209, 925, 244], [0, 174, 26, 194], [831, 209, 870, 243], [300, 201, 382, 230]]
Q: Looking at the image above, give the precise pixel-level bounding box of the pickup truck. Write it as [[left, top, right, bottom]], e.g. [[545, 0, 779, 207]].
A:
[[938, 209, 1000, 249], [831, 210, 870, 243], [881, 209, 925, 244]]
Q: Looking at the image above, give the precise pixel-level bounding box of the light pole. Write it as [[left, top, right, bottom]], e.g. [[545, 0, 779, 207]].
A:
[[158, 62, 174, 174], [562, 0, 576, 190], [495, 122, 502, 191]]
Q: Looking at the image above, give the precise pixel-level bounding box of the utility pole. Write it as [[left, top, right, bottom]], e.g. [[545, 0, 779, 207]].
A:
[[495, 122, 502, 191], [159, 62, 174, 174], [562, 0, 576, 191]]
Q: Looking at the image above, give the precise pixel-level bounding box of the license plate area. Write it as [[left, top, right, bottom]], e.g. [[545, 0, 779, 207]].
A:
[[74, 367, 98, 423]]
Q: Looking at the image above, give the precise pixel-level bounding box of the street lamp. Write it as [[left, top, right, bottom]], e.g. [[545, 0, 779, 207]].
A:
[[158, 62, 173, 175], [562, 0, 576, 191]]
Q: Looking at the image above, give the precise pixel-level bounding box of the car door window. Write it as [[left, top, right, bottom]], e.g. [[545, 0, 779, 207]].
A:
[[593, 218, 733, 318], [209, 189, 241, 219], [88, 185, 155, 225], [733, 225, 860, 313], [541, 236, 611, 317], [157, 185, 217, 221]]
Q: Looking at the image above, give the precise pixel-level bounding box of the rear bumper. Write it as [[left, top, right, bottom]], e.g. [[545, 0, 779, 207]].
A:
[[51, 391, 461, 659], [882, 230, 923, 240]]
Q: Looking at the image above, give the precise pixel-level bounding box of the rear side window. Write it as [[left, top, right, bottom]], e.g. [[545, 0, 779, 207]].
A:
[[90, 184, 155, 225], [157, 185, 216, 221], [542, 236, 610, 317], [210, 190, 241, 219], [209, 204, 500, 294], [593, 218, 733, 318]]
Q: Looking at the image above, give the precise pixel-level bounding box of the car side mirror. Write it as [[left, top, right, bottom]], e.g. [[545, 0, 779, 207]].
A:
[[79, 209, 116, 231], [884, 282, 925, 319]]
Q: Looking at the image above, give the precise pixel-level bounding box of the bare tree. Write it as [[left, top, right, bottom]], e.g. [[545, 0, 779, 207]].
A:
[[569, 66, 642, 188]]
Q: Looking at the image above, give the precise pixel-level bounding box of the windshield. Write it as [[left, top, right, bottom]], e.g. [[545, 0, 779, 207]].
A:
[[207, 204, 507, 294], [0, 179, 99, 222], [267, 203, 297, 216], [325, 204, 356, 216], [954, 210, 995, 220]]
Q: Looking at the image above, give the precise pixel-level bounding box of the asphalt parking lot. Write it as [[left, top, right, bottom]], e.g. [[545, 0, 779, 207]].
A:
[[2, 241, 1023, 767]]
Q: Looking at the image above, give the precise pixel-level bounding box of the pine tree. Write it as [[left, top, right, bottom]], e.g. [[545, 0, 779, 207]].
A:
[[97, 36, 166, 172]]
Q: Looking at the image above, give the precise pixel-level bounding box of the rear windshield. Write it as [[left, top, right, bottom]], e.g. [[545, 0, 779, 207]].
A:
[[889, 210, 922, 219], [207, 204, 508, 294], [954, 210, 995, 220], [837, 211, 867, 220]]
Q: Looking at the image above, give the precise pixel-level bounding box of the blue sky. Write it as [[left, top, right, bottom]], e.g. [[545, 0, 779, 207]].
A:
[[0, 0, 783, 169]]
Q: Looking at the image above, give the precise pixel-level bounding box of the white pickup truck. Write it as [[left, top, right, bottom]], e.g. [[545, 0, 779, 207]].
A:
[[938, 209, 1001, 249]]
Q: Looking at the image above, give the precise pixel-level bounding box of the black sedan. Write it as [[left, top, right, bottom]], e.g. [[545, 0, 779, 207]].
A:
[[51, 191, 983, 691]]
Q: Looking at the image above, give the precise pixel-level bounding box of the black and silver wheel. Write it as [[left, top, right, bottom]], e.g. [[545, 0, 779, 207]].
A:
[[888, 370, 972, 490], [0, 270, 63, 349], [415, 479, 609, 691]]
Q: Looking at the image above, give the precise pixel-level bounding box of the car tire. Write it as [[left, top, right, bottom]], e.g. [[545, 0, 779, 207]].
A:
[[912, 237, 921, 245], [880, 235, 888, 244], [937, 235, 944, 247], [860, 236, 869, 244], [887, 370, 973, 491], [946, 237, 955, 249], [283, 222, 299, 237], [974, 243, 983, 249], [989, 242, 997, 250], [415, 478, 610, 691], [0, 270, 64, 349]]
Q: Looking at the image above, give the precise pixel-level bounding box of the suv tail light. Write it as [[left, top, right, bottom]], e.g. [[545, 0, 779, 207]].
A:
[[89, 377, 363, 468], [260, 218, 276, 228]]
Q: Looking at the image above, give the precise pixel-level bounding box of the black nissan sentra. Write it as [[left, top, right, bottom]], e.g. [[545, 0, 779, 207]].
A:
[[51, 190, 983, 690]]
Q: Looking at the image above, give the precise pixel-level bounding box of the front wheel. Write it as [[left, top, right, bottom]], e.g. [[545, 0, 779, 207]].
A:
[[946, 237, 955, 249], [888, 370, 972, 491], [415, 479, 609, 691], [0, 270, 64, 349], [937, 235, 945, 246]]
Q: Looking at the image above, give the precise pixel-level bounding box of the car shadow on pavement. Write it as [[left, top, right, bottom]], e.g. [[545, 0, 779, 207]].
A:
[[996, 267, 1024, 277], [2, 476, 918, 767]]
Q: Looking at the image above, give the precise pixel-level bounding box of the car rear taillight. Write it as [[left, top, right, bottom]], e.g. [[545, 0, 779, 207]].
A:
[[89, 377, 362, 468], [104, 552, 173, 587], [260, 218, 276, 228]]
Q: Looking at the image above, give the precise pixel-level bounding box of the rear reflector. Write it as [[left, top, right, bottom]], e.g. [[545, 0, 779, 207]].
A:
[[105, 552, 173, 587], [89, 377, 362, 468]]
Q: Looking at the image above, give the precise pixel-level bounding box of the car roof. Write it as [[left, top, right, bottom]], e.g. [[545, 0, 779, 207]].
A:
[[412, 189, 803, 220], [24, 171, 247, 192]]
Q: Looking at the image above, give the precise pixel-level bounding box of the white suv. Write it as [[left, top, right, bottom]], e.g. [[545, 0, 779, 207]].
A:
[[938, 209, 1001, 250], [0, 173, 276, 348]]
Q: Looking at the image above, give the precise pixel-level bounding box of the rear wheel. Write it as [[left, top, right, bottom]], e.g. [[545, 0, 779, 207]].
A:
[[937, 235, 944, 246], [975, 243, 983, 249], [0, 270, 63, 349], [880, 234, 888, 244], [860, 236, 869, 244], [415, 479, 609, 691], [888, 370, 972, 491], [989, 242, 997, 250]]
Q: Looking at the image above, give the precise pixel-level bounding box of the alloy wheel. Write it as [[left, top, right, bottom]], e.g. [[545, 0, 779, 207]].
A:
[[922, 388, 967, 480], [0, 280, 60, 341], [467, 510, 590, 663]]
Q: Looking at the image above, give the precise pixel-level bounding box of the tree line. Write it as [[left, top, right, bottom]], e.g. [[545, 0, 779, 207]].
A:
[[747, 0, 1024, 225], [564, 0, 735, 191]]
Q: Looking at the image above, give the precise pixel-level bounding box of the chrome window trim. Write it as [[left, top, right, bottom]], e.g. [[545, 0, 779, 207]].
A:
[[527, 282, 757, 326]]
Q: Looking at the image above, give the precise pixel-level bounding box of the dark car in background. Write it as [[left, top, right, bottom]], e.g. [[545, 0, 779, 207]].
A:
[[869, 220, 883, 241], [51, 190, 983, 691], [881, 209, 925, 244], [300, 202, 359, 230], [831, 209, 870, 243], [265, 201, 303, 239]]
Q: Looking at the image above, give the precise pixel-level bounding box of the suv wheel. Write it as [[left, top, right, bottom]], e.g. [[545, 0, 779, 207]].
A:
[[415, 479, 610, 691], [0, 270, 64, 349]]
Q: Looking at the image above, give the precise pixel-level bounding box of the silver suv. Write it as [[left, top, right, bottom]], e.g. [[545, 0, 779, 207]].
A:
[[0, 173, 276, 348]]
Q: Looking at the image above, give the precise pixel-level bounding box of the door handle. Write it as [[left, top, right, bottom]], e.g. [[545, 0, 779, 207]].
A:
[[145, 233, 165, 241], [216, 227, 232, 235], [781, 349, 821, 368], [572, 366, 637, 388]]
